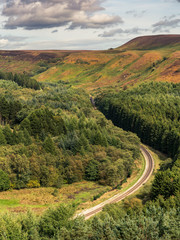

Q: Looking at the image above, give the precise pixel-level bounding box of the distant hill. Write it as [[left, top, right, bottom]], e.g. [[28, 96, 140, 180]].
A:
[[118, 35, 180, 50], [0, 35, 179, 91]]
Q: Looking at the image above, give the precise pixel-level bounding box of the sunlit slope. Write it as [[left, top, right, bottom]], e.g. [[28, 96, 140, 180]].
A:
[[35, 49, 180, 90], [0, 35, 179, 90]]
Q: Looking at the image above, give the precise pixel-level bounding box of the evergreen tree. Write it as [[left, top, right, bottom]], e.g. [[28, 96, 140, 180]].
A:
[[3, 125, 14, 145], [85, 160, 99, 181], [43, 136, 56, 154], [23, 129, 32, 146], [0, 169, 10, 191], [0, 129, 6, 145]]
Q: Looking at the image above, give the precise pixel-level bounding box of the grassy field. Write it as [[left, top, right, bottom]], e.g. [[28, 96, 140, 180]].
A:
[[0, 151, 146, 214], [0, 182, 110, 214]]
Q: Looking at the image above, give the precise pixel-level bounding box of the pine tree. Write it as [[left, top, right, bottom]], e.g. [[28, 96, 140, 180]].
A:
[[0, 129, 6, 145], [3, 125, 14, 145], [20, 118, 31, 133], [23, 128, 32, 146], [43, 136, 56, 154]]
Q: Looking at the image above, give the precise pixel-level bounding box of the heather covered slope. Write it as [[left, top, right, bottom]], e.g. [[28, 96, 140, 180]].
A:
[[118, 34, 180, 50], [0, 35, 179, 91]]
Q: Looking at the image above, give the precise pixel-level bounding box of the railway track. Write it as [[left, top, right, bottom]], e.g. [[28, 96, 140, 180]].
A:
[[77, 145, 154, 220]]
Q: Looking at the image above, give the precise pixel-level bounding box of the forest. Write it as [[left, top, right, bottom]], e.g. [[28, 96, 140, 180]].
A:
[[0, 71, 41, 90], [95, 82, 180, 159], [0, 76, 179, 239], [0, 78, 140, 191]]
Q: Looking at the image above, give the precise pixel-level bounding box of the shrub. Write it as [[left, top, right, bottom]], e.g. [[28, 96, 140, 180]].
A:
[[26, 180, 40, 188]]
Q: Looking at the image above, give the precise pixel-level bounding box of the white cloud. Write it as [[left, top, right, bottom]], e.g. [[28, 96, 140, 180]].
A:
[[2, 0, 122, 30], [0, 38, 9, 47]]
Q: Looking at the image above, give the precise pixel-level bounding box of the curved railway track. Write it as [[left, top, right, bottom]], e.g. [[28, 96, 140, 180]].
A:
[[77, 145, 154, 220]]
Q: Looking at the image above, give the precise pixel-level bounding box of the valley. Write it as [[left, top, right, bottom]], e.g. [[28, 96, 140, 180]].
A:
[[0, 34, 179, 239]]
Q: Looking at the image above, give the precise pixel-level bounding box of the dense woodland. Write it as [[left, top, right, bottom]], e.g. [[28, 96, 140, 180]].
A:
[[96, 82, 180, 159], [0, 71, 41, 90], [0, 79, 140, 191], [96, 82, 180, 201], [0, 75, 179, 239]]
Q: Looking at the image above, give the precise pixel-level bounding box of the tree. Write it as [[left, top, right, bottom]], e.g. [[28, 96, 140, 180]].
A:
[[23, 129, 32, 146], [0, 129, 6, 145], [3, 125, 14, 145], [85, 160, 99, 181], [43, 136, 56, 154], [0, 169, 10, 191], [38, 204, 75, 238]]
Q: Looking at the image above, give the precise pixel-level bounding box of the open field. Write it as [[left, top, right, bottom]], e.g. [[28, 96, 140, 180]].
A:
[[0, 182, 110, 214], [0, 150, 145, 214]]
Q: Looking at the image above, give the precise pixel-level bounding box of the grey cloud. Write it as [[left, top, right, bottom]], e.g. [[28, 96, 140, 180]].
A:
[[52, 29, 58, 33], [99, 27, 148, 37], [152, 17, 180, 32], [2, 0, 122, 30], [68, 15, 122, 29], [126, 10, 147, 18]]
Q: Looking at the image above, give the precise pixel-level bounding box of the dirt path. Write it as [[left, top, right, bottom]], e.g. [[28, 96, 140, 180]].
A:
[[77, 145, 154, 219]]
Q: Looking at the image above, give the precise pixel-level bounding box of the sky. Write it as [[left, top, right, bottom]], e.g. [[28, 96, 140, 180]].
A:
[[0, 0, 180, 50]]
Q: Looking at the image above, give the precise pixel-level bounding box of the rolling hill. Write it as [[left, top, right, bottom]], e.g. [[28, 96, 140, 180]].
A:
[[0, 34, 179, 92], [118, 34, 180, 50]]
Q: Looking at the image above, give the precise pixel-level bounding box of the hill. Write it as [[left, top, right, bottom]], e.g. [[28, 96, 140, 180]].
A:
[[0, 35, 179, 92], [118, 34, 180, 50]]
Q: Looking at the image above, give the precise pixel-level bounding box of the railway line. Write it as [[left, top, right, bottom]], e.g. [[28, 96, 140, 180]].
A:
[[77, 145, 154, 220]]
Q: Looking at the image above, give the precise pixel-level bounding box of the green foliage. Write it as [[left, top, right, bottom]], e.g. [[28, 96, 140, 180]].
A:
[[0, 199, 179, 239], [0, 129, 6, 145], [85, 160, 99, 181], [26, 180, 40, 188], [0, 169, 10, 191], [21, 108, 66, 138], [43, 136, 56, 154], [0, 96, 22, 125], [0, 82, 140, 189], [38, 204, 75, 238], [0, 70, 41, 90], [96, 82, 180, 158], [3, 125, 14, 145], [151, 168, 180, 200]]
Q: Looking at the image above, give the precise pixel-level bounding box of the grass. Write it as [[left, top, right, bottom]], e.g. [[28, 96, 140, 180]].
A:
[[0, 181, 110, 214], [0, 199, 19, 207]]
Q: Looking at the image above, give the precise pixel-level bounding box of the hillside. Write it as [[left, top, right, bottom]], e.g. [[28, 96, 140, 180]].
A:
[[118, 34, 180, 50], [0, 35, 179, 92]]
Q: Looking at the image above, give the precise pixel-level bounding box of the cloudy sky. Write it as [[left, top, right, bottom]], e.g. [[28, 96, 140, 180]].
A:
[[0, 0, 180, 50]]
